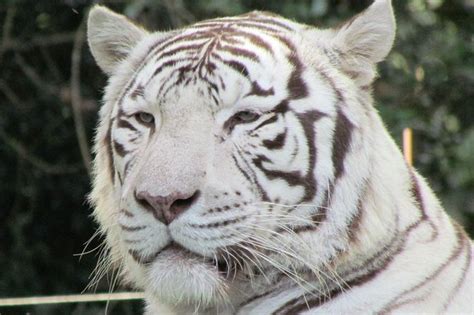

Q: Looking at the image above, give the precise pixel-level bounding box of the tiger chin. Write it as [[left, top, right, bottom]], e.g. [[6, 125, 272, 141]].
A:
[[86, 0, 473, 314]]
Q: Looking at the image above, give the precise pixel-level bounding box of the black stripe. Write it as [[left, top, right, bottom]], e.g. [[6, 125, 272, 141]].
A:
[[113, 139, 128, 157], [346, 180, 369, 243], [238, 287, 282, 310], [332, 108, 354, 179], [287, 53, 308, 100], [158, 43, 207, 61], [216, 43, 260, 63], [262, 129, 287, 150], [379, 224, 467, 314], [233, 151, 270, 201], [233, 15, 294, 31], [290, 184, 332, 233], [441, 238, 472, 312], [252, 115, 278, 131], [253, 155, 302, 187], [124, 160, 133, 179], [130, 85, 144, 100], [189, 215, 248, 228], [214, 55, 274, 98], [296, 110, 326, 202], [274, 234, 404, 314], [152, 58, 196, 80], [247, 81, 274, 97], [117, 118, 137, 132], [105, 120, 115, 183], [119, 224, 146, 232], [218, 58, 249, 77], [232, 156, 253, 188], [409, 171, 427, 219], [194, 16, 293, 32]]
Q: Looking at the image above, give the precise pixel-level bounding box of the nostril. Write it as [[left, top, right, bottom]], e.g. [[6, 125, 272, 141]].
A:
[[171, 190, 201, 213], [135, 191, 152, 210], [134, 190, 166, 223], [134, 190, 200, 224]]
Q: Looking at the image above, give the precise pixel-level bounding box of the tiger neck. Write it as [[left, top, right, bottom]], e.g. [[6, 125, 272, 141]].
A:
[[325, 116, 429, 291], [228, 125, 421, 312], [333, 119, 412, 256], [229, 124, 426, 312], [243, 117, 426, 305]]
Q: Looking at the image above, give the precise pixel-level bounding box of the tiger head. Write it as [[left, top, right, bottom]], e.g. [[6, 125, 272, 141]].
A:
[[88, 0, 396, 311]]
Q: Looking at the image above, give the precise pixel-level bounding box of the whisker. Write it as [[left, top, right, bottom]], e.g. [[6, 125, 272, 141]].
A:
[[252, 201, 331, 210], [227, 226, 330, 291], [235, 242, 326, 297], [226, 222, 347, 299], [76, 229, 103, 261]]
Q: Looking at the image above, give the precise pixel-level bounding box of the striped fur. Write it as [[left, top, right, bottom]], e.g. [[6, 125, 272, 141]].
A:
[[87, 1, 473, 314]]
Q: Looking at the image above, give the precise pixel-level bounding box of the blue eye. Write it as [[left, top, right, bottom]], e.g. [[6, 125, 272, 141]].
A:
[[135, 112, 154, 125], [224, 110, 262, 133], [233, 110, 260, 124]]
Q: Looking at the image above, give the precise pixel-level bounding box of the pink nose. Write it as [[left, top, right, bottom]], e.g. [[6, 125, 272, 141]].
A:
[[134, 190, 200, 224]]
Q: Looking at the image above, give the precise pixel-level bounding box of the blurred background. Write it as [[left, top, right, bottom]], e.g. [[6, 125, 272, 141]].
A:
[[0, 0, 473, 314]]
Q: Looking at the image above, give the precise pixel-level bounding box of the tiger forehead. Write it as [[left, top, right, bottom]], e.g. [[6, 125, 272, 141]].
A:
[[191, 11, 299, 33], [128, 14, 298, 106], [181, 12, 299, 52], [152, 13, 298, 68], [149, 11, 300, 69]]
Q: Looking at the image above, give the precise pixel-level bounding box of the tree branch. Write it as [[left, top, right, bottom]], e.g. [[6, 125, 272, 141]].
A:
[[0, 78, 23, 108], [0, 129, 82, 175], [1, 32, 76, 52], [0, 4, 16, 63], [40, 47, 62, 82], [70, 18, 92, 176], [14, 53, 59, 96], [161, 0, 195, 27]]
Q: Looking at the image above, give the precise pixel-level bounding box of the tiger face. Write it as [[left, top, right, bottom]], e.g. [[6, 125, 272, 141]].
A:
[[88, 0, 395, 310]]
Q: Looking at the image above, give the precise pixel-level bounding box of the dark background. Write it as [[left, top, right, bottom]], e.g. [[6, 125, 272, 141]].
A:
[[0, 0, 473, 314]]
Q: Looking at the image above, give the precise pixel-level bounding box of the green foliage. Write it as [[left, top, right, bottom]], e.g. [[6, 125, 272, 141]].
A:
[[0, 0, 472, 313]]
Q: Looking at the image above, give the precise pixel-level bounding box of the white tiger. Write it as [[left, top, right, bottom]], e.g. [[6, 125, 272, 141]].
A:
[[86, 0, 473, 314]]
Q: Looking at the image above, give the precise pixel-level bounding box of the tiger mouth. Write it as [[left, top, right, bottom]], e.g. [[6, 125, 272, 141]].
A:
[[150, 241, 239, 278]]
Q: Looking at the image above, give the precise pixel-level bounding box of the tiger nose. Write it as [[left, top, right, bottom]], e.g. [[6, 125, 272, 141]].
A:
[[135, 190, 201, 224]]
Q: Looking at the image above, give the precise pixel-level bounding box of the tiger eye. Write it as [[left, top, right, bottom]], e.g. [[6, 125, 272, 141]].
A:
[[234, 111, 260, 123], [136, 112, 154, 125]]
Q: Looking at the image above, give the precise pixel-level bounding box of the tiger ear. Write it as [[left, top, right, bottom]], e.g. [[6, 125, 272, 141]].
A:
[[317, 0, 396, 86], [87, 5, 148, 75]]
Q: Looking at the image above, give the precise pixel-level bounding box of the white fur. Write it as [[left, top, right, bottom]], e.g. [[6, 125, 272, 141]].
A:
[[87, 1, 473, 314]]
